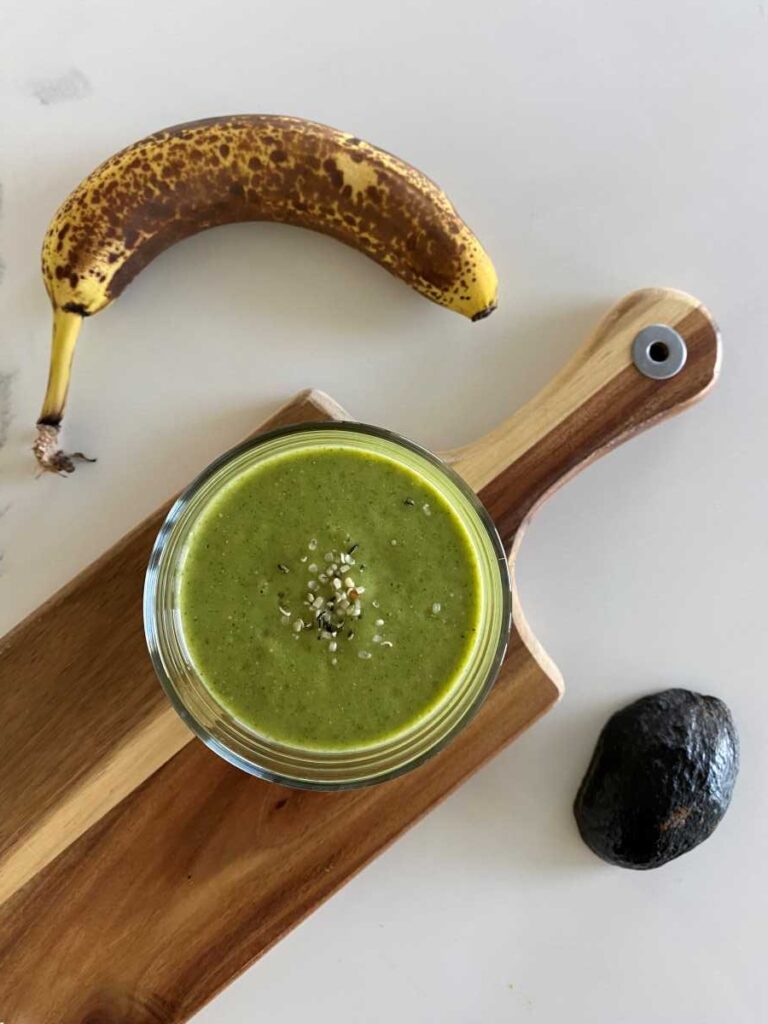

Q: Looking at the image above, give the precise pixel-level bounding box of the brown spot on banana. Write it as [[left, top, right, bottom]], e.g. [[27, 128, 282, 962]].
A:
[[36, 114, 498, 473]]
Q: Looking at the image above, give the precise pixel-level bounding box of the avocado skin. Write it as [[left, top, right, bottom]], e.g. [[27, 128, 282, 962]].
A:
[[574, 688, 739, 869]]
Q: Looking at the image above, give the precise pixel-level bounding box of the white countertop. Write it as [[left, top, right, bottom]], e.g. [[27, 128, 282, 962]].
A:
[[1, 2, 767, 1021]]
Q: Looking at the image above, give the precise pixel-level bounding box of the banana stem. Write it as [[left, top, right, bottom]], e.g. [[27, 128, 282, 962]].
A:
[[39, 309, 82, 424], [33, 310, 93, 474]]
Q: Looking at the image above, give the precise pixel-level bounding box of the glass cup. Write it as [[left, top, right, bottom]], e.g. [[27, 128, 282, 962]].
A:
[[144, 423, 511, 789]]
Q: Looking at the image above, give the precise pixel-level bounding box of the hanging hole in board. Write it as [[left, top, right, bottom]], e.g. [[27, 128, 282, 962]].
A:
[[648, 340, 670, 363], [632, 325, 687, 380]]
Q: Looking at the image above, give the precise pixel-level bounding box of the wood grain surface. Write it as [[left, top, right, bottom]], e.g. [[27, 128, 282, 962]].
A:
[[0, 288, 720, 1023], [0, 633, 556, 1023]]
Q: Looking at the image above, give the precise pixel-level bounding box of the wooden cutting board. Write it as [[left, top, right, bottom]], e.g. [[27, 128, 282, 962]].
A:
[[0, 288, 720, 1023]]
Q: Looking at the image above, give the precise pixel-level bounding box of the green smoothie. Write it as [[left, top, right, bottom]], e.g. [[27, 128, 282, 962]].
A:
[[178, 445, 482, 751]]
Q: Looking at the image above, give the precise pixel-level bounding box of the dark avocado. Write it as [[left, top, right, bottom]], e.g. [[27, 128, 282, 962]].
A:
[[574, 688, 738, 869]]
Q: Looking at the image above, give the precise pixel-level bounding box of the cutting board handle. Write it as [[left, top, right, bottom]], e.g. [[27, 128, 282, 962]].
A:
[[449, 287, 721, 550]]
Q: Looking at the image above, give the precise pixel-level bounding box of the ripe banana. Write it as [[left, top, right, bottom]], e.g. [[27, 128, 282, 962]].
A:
[[36, 114, 498, 472]]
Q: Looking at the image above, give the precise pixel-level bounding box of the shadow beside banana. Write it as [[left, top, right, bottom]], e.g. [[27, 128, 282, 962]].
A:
[[35, 114, 498, 473]]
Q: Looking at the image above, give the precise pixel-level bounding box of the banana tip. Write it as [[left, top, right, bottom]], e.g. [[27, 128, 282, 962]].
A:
[[471, 302, 497, 323]]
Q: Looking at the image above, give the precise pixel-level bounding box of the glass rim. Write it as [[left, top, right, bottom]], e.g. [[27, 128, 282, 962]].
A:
[[144, 420, 512, 790]]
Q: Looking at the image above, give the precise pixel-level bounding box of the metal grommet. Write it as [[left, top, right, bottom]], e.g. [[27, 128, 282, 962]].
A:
[[632, 324, 687, 380]]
